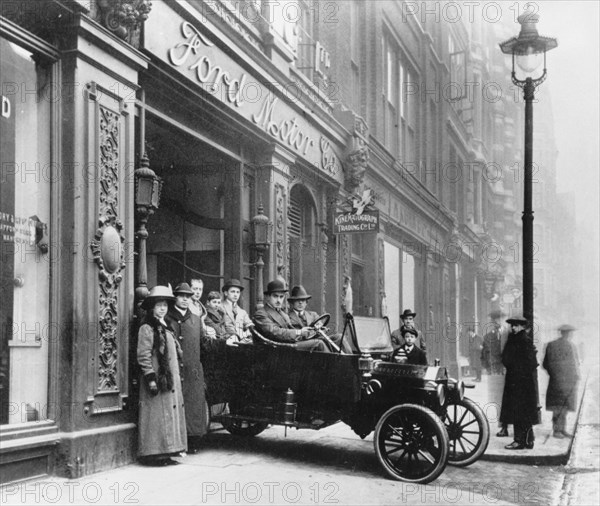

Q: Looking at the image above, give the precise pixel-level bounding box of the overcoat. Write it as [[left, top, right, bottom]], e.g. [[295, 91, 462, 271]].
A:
[[167, 307, 209, 438], [288, 309, 320, 329], [499, 329, 540, 425], [137, 320, 187, 457], [543, 337, 580, 412], [253, 303, 299, 343], [205, 306, 228, 339]]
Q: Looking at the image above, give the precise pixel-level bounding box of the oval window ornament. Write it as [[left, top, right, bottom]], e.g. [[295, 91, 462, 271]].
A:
[[101, 226, 122, 273]]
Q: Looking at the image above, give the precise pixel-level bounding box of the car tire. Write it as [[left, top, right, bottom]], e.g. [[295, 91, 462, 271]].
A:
[[374, 403, 449, 484], [444, 397, 490, 466]]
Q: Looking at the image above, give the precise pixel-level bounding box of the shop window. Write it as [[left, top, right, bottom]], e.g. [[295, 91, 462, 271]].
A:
[[1, 38, 51, 425]]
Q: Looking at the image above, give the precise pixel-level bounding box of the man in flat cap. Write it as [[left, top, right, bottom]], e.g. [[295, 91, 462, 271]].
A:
[[543, 324, 581, 438], [500, 315, 540, 450]]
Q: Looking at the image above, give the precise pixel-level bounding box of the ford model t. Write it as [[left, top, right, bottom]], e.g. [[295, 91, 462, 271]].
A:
[[202, 313, 490, 484]]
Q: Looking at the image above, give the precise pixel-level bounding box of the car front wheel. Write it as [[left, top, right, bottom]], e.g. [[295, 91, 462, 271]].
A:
[[374, 404, 449, 484]]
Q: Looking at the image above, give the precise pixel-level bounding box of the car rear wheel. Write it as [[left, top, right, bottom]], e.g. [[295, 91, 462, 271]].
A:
[[374, 404, 449, 484], [444, 397, 490, 466], [221, 418, 269, 437]]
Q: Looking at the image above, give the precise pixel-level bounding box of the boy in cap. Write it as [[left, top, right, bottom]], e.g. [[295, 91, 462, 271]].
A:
[[204, 291, 227, 339], [392, 327, 428, 365]]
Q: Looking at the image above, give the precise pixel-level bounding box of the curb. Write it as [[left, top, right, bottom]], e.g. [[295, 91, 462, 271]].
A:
[[478, 373, 589, 466]]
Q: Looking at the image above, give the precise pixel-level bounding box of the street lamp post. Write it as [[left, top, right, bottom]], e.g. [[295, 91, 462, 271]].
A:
[[251, 203, 273, 311], [499, 9, 557, 329], [134, 152, 162, 305]]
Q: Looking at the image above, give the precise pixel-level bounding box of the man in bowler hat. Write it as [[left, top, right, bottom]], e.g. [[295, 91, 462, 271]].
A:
[[253, 279, 329, 352], [543, 324, 580, 438]]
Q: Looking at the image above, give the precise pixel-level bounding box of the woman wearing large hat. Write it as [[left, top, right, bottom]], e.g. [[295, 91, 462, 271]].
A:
[[137, 286, 187, 465]]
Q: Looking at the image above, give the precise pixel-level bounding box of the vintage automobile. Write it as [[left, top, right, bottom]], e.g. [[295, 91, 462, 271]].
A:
[[202, 313, 490, 484]]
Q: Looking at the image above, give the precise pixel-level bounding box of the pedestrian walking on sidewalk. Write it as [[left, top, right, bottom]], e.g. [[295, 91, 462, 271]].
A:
[[500, 315, 541, 450], [543, 324, 581, 438], [137, 286, 187, 466]]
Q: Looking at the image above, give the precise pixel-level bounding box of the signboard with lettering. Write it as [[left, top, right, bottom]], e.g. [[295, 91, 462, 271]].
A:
[[333, 210, 379, 234], [143, 1, 343, 178]]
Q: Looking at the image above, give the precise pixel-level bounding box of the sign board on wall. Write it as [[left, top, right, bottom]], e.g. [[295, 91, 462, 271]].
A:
[[333, 210, 379, 234], [143, 1, 342, 178]]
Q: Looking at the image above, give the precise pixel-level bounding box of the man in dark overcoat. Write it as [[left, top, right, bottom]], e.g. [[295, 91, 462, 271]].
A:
[[543, 324, 581, 438], [167, 283, 209, 453], [500, 315, 540, 450]]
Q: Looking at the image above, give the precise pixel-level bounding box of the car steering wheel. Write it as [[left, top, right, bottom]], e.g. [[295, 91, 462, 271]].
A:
[[310, 313, 330, 330]]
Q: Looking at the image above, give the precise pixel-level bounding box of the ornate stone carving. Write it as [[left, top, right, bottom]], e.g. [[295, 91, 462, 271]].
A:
[[343, 146, 370, 193], [378, 238, 385, 317], [90, 105, 126, 392], [95, 0, 152, 46], [275, 184, 287, 280]]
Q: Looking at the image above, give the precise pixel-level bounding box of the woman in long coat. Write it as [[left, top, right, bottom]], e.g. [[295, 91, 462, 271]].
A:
[[543, 324, 580, 437], [137, 286, 187, 465], [167, 283, 210, 453], [500, 315, 540, 450]]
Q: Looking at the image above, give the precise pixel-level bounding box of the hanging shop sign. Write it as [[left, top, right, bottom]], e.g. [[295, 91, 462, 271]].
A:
[[333, 210, 379, 234]]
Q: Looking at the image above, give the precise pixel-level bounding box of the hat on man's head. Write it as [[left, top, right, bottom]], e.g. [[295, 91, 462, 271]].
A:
[[222, 279, 244, 292], [558, 324, 576, 333], [506, 314, 528, 326], [141, 285, 175, 310], [264, 278, 288, 295], [174, 282, 194, 295], [489, 309, 507, 320], [401, 326, 419, 337], [400, 309, 417, 319], [288, 285, 312, 301]]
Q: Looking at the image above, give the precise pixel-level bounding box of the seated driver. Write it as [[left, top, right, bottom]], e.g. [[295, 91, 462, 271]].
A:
[[287, 285, 320, 328], [253, 279, 329, 352]]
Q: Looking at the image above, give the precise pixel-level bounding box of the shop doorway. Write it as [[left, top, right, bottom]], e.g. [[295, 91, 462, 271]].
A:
[[143, 117, 240, 297]]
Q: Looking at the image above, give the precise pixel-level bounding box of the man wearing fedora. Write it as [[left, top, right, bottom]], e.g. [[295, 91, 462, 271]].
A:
[[221, 278, 254, 344], [391, 309, 426, 351], [253, 279, 329, 352], [543, 324, 581, 438], [287, 285, 320, 329], [166, 282, 209, 453], [500, 314, 540, 450]]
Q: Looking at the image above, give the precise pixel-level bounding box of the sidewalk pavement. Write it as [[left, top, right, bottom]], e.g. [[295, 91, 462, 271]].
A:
[[464, 362, 587, 465]]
